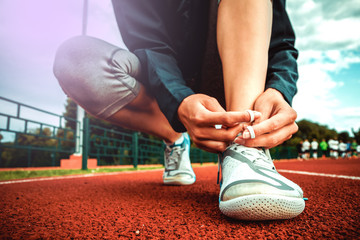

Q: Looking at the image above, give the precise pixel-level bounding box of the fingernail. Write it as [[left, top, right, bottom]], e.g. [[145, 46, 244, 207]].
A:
[[242, 131, 250, 139], [254, 111, 262, 117]]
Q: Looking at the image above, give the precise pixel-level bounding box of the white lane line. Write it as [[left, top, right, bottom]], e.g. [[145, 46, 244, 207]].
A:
[[278, 169, 360, 180], [2, 168, 359, 185], [0, 169, 163, 185]]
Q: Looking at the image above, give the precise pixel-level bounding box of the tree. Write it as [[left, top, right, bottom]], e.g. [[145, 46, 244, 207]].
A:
[[338, 131, 350, 142], [63, 98, 134, 134], [1, 127, 60, 167], [62, 98, 157, 165], [289, 119, 338, 147], [352, 128, 360, 143], [63, 98, 77, 130]]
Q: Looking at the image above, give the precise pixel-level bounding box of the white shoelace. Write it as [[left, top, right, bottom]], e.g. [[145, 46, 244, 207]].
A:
[[165, 145, 184, 170], [217, 145, 274, 184], [238, 147, 275, 170]]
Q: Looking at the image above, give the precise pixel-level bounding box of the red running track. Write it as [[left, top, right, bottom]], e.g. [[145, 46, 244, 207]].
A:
[[1, 158, 359, 239]]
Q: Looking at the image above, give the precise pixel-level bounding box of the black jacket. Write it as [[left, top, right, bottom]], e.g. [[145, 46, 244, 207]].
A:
[[112, 0, 298, 132]]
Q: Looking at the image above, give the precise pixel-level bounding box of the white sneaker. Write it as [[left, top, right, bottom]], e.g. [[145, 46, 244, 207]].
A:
[[163, 133, 196, 185], [219, 144, 305, 220]]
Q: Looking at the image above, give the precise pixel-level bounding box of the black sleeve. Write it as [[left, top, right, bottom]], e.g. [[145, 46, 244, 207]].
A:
[[266, 0, 299, 105], [111, 0, 194, 132]]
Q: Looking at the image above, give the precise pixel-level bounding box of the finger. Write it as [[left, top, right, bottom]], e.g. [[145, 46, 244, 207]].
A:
[[203, 97, 226, 113], [192, 124, 244, 142], [193, 139, 228, 153], [236, 122, 298, 148], [253, 105, 271, 125], [241, 110, 296, 139], [201, 110, 261, 127], [246, 110, 257, 123], [246, 126, 256, 139]]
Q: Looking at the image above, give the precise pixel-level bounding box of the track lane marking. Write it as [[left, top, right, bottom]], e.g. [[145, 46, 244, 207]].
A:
[[278, 169, 360, 180], [0, 169, 163, 185], [1, 167, 359, 185]]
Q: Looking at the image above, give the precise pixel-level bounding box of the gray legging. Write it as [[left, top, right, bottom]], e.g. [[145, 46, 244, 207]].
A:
[[53, 36, 141, 119]]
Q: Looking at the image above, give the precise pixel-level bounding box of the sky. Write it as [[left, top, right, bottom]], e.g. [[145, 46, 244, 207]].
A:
[[0, 0, 359, 137]]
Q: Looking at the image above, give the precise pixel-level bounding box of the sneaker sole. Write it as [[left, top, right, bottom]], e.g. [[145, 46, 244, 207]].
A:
[[163, 178, 196, 186], [219, 194, 305, 221]]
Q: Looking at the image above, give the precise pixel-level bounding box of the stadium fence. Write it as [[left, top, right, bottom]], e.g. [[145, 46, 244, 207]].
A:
[[0, 97, 296, 169]]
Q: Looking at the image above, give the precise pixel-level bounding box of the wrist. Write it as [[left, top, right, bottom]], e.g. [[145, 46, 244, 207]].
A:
[[266, 88, 285, 100]]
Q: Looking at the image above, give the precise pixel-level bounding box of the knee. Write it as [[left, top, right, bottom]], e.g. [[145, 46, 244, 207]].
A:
[[52, 36, 142, 119], [53, 36, 92, 90], [53, 36, 141, 90]]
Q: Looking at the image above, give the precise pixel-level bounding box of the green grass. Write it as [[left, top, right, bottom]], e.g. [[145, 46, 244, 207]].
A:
[[0, 166, 163, 181]]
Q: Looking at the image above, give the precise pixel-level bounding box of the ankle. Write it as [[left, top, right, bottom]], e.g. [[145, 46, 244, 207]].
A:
[[164, 133, 183, 145]]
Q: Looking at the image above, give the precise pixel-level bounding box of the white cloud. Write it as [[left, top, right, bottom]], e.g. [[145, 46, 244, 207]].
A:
[[287, 0, 360, 134], [288, 0, 360, 51], [335, 107, 360, 118], [332, 107, 360, 134], [292, 63, 340, 124]]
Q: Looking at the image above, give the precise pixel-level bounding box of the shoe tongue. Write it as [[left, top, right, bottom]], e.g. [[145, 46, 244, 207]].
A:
[[242, 147, 263, 158], [231, 144, 261, 154], [251, 150, 274, 169], [232, 144, 273, 167]]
